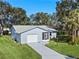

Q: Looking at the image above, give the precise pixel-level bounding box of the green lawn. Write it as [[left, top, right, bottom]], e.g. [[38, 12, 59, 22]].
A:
[[47, 41, 79, 58], [0, 36, 41, 59]]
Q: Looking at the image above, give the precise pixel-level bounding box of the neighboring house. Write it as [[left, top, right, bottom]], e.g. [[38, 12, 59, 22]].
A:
[[10, 25, 57, 44]]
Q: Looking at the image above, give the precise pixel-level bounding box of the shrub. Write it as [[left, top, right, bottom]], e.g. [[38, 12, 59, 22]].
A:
[[56, 30, 72, 43], [57, 35, 71, 43], [3, 30, 9, 35], [50, 38, 58, 42], [74, 37, 79, 45]]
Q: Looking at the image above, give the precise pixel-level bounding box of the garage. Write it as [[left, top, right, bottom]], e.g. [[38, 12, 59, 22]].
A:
[[27, 35, 38, 43]]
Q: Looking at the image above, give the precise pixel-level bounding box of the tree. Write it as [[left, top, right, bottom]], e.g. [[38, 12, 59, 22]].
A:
[[11, 7, 30, 25], [30, 12, 50, 25], [64, 9, 79, 44], [49, 13, 60, 28], [56, 0, 79, 44], [0, 0, 30, 27]]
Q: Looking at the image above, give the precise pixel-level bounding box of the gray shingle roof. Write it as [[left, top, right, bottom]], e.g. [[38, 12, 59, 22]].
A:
[[13, 25, 57, 33]]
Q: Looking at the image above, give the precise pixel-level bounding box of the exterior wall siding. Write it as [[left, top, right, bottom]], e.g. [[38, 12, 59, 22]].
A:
[[15, 33, 21, 43], [10, 27, 21, 43], [10, 27, 16, 39]]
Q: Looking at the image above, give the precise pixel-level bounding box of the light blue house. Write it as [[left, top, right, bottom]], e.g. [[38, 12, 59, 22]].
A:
[[10, 25, 57, 44]]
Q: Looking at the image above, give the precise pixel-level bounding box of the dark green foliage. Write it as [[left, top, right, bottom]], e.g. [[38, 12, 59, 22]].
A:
[[55, 30, 70, 42], [3, 30, 9, 35], [57, 35, 71, 42]]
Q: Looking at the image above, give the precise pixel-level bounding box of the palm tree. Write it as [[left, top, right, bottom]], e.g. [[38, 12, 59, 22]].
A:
[[63, 9, 79, 44], [56, 0, 79, 44]]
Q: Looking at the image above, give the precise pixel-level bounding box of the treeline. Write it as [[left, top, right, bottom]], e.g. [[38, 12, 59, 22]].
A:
[[0, 1, 58, 27]]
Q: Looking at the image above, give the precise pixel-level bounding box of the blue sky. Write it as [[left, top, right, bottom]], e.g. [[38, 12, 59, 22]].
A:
[[5, 0, 59, 16]]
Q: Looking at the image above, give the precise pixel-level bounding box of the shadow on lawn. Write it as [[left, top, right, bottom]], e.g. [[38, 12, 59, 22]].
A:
[[65, 57, 75, 59], [65, 55, 76, 59]]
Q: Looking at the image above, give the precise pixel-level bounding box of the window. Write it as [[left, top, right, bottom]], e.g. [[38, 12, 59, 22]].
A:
[[42, 32, 49, 40]]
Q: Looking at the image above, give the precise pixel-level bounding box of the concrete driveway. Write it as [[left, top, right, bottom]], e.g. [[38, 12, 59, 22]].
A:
[[28, 42, 74, 59]]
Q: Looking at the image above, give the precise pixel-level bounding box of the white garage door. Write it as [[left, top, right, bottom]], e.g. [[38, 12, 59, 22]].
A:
[[27, 35, 38, 43]]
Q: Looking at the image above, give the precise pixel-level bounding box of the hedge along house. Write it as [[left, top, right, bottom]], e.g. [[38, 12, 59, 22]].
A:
[[10, 25, 57, 44]]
